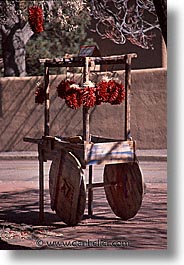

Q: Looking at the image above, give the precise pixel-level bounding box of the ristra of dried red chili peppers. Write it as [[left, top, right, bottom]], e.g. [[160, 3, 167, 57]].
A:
[[57, 80, 82, 109], [106, 80, 125, 105], [57, 80, 76, 99], [35, 83, 45, 104], [82, 87, 97, 108], [28, 6, 44, 33], [65, 87, 83, 109], [36, 79, 125, 109]]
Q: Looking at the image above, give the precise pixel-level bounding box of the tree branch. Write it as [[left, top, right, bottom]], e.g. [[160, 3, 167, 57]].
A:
[[21, 22, 34, 45], [0, 25, 10, 35]]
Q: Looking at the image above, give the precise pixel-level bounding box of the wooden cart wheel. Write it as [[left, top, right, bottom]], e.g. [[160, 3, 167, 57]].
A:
[[103, 162, 144, 220], [49, 151, 86, 226]]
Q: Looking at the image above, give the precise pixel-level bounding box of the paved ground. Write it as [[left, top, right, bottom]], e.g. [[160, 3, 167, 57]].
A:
[[0, 158, 167, 250]]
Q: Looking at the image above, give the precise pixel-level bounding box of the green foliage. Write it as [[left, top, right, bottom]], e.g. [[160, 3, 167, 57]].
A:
[[26, 7, 92, 76]]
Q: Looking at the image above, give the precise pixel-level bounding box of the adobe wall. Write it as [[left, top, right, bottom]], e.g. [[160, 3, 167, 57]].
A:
[[0, 68, 166, 151]]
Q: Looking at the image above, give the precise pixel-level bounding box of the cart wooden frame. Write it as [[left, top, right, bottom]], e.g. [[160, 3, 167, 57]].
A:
[[24, 53, 142, 224]]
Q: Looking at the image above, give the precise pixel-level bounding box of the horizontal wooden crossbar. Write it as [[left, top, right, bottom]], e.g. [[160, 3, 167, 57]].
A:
[[39, 53, 137, 68]]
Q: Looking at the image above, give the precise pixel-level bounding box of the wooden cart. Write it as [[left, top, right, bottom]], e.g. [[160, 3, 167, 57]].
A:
[[24, 53, 144, 225]]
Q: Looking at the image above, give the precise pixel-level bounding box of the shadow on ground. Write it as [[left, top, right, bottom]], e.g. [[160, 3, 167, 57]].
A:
[[0, 189, 60, 226], [0, 185, 167, 250]]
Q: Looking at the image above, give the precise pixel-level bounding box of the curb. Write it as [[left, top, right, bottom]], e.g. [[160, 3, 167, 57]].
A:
[[136, 150, 167, 162], [0, 152, 38, 161], [0, 150, 167, 162]]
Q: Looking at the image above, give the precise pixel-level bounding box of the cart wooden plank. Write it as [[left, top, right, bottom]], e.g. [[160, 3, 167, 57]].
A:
[[103, 162, 144, 220], [85, 140, 135, 165]]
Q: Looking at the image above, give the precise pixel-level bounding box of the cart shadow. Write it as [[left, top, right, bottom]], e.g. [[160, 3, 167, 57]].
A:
[[0, 185, 167, 226], [0, 189, 63, 227], [0, 188, 116, 227], [0, 185, 167, 249]]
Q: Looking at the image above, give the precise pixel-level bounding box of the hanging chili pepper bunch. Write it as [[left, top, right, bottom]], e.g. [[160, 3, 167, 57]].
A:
[[57, 80, 82, 109], [28, 6, 44, 33], [35, 82, 45, 104], [96, 80, 125, 105], [65, 87, 83, 109], [82, 87, 97, 108], [56, 79, 125, 109], [57, 80, 76, 99], [96, 80, 110, 104]]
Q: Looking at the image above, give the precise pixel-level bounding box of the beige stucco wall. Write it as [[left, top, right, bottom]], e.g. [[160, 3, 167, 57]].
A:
[[0, 68, 166, 151]]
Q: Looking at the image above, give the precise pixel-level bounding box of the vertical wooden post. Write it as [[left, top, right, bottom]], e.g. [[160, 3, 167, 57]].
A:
[[44, 65, 50, 136], [38, 145, 44, 224], [83, 107, 90, 142], [82, 57, 93, 217], [124, 55, 132, 140], [88, 165, 93, 217], [83, 57, 90, 142]]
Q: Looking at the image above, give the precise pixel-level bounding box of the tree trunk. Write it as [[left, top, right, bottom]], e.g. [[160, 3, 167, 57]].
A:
[[153, 0, 167, 46], [1, 22, 33, 77]]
